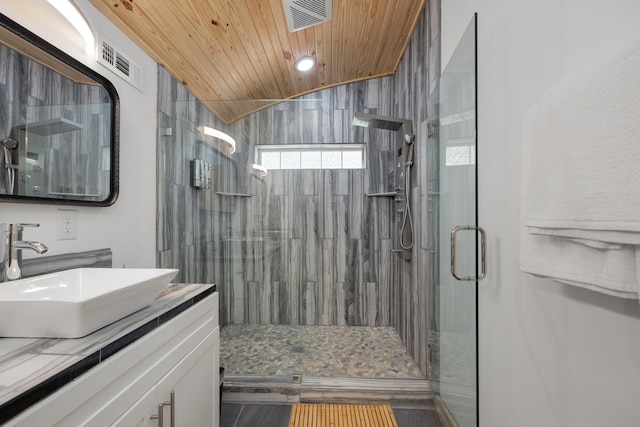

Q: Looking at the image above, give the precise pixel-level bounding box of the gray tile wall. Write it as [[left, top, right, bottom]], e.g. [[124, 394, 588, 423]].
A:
[[156, 1, 439, 376], [389, 0, 441, 377]]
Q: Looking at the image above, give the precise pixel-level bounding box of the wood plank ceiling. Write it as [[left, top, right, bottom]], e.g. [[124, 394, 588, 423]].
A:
[[89, 0, 426, 123]]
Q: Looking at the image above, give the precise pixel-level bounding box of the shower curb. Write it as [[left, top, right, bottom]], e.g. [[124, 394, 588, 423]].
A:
[[222, 376, 434, 409]]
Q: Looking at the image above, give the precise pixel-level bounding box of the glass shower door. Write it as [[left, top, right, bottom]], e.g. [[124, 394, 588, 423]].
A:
[[432, 15, 479, 427]]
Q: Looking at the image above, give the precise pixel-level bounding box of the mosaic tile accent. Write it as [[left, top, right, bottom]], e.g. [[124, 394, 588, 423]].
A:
[[220, 325, 424, 379]]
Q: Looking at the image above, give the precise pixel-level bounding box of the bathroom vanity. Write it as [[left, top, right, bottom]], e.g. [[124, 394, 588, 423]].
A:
[[0, 283, 219, 426]]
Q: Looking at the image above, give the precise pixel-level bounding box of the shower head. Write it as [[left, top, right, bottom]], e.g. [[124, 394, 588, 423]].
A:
[[404, 133, 415, 144], [19, 118, 83, 136], [2, 138, 18, 164], [352, 112, 413, 140], [1, 138, 18, 150], [353, 112, 404, 131]]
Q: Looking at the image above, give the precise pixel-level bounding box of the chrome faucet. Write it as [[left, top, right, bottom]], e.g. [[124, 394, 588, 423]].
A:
[[0, 223, 49, 282]]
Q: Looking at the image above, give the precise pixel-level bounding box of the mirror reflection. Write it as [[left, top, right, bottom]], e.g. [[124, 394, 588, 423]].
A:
[[0, 13, 118, 206]]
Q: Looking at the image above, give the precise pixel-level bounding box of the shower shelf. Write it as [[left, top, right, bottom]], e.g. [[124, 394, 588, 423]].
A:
[[215, 192, 254, 197], [427, 187, 446, 196], [365, 192, 398, 197], [223, 237, 274, 242]]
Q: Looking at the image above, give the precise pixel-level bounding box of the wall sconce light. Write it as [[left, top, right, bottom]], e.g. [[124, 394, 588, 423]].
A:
[[252, 163, 268, 177], [46, 0, 95, 55], [201, 126, 236, 154], [295, 56, 316, 72]]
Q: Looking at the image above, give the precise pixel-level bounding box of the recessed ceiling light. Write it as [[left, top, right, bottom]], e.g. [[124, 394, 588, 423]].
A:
[[295, 56, 316, 72]]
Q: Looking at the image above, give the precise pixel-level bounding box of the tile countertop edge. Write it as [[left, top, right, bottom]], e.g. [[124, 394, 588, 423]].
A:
[[0, 283, 216, 424]]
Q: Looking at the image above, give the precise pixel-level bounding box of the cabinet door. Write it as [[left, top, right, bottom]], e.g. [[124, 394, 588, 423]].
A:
[[112, 327, 219, 427], [156, 326, 219, 427], [111, 387, 159, 427]]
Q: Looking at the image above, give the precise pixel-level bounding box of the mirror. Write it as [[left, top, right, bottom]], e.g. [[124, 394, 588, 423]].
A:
[[0, 13, 119, 206]]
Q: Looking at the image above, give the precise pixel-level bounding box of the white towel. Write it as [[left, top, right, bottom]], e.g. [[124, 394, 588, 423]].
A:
[[520, 98, 640, 299], [527, 227, 640, 247], [521, 231, 638, 299], [523, 43, 640, 237]]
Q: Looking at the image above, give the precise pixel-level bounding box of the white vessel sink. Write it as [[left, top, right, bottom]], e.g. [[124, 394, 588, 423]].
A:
[[0, 268, 179, 338]]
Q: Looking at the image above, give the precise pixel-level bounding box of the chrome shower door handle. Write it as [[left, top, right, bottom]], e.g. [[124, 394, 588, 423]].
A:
[[451, 225, 487, 281]]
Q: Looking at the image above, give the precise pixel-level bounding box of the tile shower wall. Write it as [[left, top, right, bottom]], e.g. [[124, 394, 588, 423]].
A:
[[157, 75, 399, 328], [157, 1, 439, 376]]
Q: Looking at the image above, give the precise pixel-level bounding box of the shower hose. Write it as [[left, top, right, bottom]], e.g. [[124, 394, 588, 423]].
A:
[[2, 140, 16, 195], [400, 161, 414, 250]]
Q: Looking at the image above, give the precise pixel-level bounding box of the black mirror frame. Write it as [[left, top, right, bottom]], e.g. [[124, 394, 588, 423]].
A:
[[0, 13, 119, 207]]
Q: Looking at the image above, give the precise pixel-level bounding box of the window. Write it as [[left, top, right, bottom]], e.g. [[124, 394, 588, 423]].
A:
[[445, 138, 476, 166], [256, 144, 366, 170]]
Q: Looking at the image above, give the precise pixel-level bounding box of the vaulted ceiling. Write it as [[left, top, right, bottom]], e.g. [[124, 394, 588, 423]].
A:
[[89, 0, 426, 123]]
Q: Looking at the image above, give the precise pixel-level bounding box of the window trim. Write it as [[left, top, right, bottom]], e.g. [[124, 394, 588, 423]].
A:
[[255, 144, 366, 170]]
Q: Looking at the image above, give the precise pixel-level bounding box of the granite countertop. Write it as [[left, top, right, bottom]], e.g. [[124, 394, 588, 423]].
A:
[[0, 283, 216, 424]]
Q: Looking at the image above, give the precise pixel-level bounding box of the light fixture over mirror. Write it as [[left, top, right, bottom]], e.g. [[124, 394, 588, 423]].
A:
[[0, 13, 119, 206], [200, 126, 236, 154], [45, 0, 95, 55]]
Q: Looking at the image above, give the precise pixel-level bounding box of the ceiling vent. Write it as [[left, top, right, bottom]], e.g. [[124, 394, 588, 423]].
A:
[[97, 37, 143, 92], [283, 0, 332, 32]]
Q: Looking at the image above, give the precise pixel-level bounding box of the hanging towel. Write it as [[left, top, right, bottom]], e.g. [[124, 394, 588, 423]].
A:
[[520, 97, 640, 300], [521, 231, 639, 299], [527, 227, 640, 247], [523, 42, 640, 239]]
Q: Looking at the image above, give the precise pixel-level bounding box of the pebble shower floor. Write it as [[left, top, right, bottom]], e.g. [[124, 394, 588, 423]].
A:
[[220, 324, 424, 378]]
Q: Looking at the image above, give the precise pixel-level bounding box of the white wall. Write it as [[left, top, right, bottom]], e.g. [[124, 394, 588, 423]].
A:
[[441, 0, 640, 426], [0, 0, 157, 268]]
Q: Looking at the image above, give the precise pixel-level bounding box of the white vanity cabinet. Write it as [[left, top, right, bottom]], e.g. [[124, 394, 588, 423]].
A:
[[112, 326, 218, 427], [5, 291, 219, 427]]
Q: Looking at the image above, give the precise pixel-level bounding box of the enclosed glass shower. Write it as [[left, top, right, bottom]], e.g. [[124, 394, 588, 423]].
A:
[[156, 10, 479, 427], [157, 84, 434, 405], [212, 98, 426, 382]]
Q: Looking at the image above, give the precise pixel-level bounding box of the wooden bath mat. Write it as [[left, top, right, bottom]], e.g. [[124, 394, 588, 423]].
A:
[[289, 404, 398, 427]]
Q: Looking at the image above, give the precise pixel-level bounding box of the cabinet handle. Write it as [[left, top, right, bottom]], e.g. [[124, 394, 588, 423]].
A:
[[150, 403, 167, 426], [150, 391, 176, 427], [169, 391, 176, 426]]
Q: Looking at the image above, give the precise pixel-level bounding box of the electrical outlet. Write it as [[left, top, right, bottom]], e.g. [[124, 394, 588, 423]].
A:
[[57, 209, 77, 240]]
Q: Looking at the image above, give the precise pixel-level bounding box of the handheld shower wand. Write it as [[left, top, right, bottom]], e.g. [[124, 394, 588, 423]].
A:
[[400, 133, 415, 250], [1, 138, 18, 195]]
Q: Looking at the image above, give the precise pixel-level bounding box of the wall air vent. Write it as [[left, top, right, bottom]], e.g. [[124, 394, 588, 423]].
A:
[[97, 37, 143, 92], [283, 0, 332, 32]]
